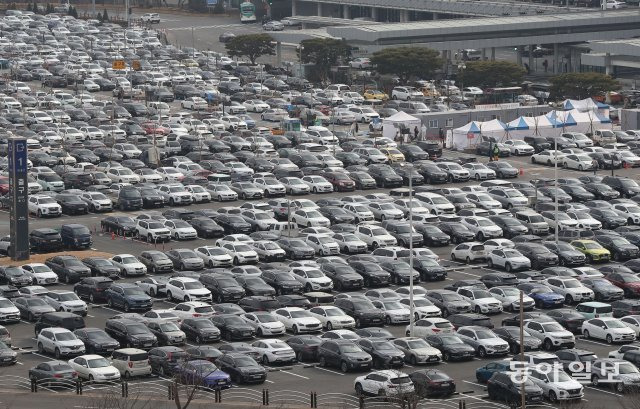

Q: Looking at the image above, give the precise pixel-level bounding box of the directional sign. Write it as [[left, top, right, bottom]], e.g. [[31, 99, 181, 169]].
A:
[[132, 60, 141, 71], [8, 138, 29, 261], [112, 60, 126, 70]]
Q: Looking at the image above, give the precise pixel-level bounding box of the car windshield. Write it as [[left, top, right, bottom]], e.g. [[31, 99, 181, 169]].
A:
[[55, 332, 76, 341], [126, 325, 149, 335], [606, 320, 626, 329], [57, 293, 79, 301], [123, 288, 144, 296], [290, 310, 312, 318], [159, 322, 180, 332], [184, 282, 203, 290], [391, 376, 413, 385], [340, 345, 362, 353], [87, 358, 110, 368], [235, 357, 257, 367], [475, 330, 495, 340], [541, 323, 564, 332]]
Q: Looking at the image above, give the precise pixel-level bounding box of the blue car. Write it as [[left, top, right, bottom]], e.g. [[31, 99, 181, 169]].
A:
[[518, 283, 564, 309], [105, 283, 153, 312], [475, 361, 511, 383], [239, 115, 256, 129], [175, 359, 232, 389]]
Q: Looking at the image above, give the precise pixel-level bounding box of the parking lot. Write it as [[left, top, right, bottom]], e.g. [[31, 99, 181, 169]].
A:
[[0, 6, 640, 409]]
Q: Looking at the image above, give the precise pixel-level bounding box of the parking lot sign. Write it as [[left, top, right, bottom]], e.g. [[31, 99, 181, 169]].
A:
[[112, 60, 126, 70], [7, 138, 29, 261]]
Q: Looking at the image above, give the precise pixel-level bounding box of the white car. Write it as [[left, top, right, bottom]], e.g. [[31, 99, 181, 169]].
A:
[[541, 211, 579, 231], [207, 183, 238, 201], [528, 366, 584, 402], [135, 277, 170, 298], [37, 327, 86, 358], [450, 242, 486, 263], [79, 192, 113, 212], [488, 286, 535, 312], [302, 176, 333, 193], [612, 203, 640, 225], [308, 306, 355, 330], [543, 277, 594, 304], [408, 318, 455, 338], [194, 246, 233, 268], [241, 312, 286, 336], [164, 219, 198, 240], [21, 263, 58, 285], [563, 154, 595, 171], [398, 298, 441, 319], [156, 167, 184, 182], [487, 248, 531, 272], [566, 211, 602, 230], [0, 297, 20, 323], [354, 370, 414, 398], [142, 309, 182, 326], [523, 321, 576, 351], [291, 209, 330, 228], [110, 254, 147, 277], [456, 326, 510, 357], [252, 339, 296, 364], [619, 315, 640, 338], [165, 278, 211, 303], [304, 235, 340, 256], [414, 192, 456, 215], [273, 307, 322, 334], [291, 267, 334, 292], [243, 99, 270, 112], [504, 140, 535, 155], [280, 177, 311, 195], [252, 240, 286, 262], [68, 354, 121, 382], [456, 287, 503, 314], [372, 300, 411, 325], [181, 97, 208, 110], [28, 194, 62, 217], [349, 58, 371, 69], [355, 224, 397, 248], [482, 239, 516, 252], [532, 150, 566, 166], [44, 291, 88, 315], [608, 344, 640, 359], [261, 108, 288, 122], [220, 242, 259, 265], [463, 163, 496, 180], [158, 185, 193, 206], [391, 86, 423, 101], [332, 233, 368, 254], [171, 301, 215, 320], [106, 168, 140, 184], [135, 220, 171, 243], [582, 317, 636, 344]]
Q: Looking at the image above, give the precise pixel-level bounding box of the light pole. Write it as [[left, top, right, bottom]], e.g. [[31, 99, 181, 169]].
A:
[[554, 135, 559, 244], [408, 173, 415, 336]]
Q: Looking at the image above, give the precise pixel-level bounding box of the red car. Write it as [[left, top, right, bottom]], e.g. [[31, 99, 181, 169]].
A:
[[142, 122, 169, 135], [322, 172, 355, 192], [606, 272, 640, 298]]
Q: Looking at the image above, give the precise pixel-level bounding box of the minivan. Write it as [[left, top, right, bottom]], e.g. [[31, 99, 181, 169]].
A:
[[34, 312, 86, 335], [576, 302, 613, 319], [111, 348, 152, 378], [60, 224, 93, 249]]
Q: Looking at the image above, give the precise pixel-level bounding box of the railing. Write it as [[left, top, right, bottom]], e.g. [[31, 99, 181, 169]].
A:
[[0, 375, 495, 409]]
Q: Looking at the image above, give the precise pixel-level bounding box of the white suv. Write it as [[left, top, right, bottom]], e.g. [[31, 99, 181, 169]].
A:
[[135, 220, 171, 243], [28, 194, 62, 217], [354, 370, 414, 398], [44, 291, 88, 316], [456, 287, 503, 314], [355, 224, 397, 249], [391, 86, 422, 101], [37, 327, 85, 358], [524, 321, 575, 351], [165, 278, 212, 303], [543, 277, 594, 304], [291, 267, 334, 292]]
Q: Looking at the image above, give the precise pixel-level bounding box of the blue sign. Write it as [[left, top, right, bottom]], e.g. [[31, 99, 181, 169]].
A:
[[207, 0, 218, 5], [8, 138, 29, 261]]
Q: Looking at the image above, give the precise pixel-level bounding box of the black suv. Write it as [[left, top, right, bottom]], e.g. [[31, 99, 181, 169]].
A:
[[334, 298, 385, 328], [199, 274, 245, 303], [447, 313, 494, 329], [29, 228, 63, 252], [104, 318, 158, 349], [487, 371, 544, 405], [34, 312, 86, 335], [602, 176, 640, 198], [317, 339, 372, 373], [382, 220, 423, 248], [523, 136, 551, 153]]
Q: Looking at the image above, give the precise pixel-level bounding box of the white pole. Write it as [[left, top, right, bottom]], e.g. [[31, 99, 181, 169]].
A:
[[554, 136, 559, 244], [409, 174, 415, 336]]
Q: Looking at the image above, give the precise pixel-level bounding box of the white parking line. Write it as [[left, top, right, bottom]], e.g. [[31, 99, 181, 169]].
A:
[[312, 367, 345, 376], [264, 379, 275, 383], [463, 380, 485, 388], [584, 386, 621, 397], [578, 338, 608, 346], [279, 370, 309, 379]]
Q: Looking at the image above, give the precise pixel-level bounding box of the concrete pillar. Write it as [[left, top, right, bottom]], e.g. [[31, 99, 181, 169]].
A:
[[490, 47, 495, 61], [553, 43, 559, 74], [605, 52, 612, 76], [291, 0, 297, 16], [528, 45, 534, 73], [317, 2, 323, 16], [400, 10, 409, 22], [343, 5, 350, 19], [516, 46, 523, 67], [371, 7, 378, 21], [432, 13, 438, 20], [481, 48, 486, 61], [276, 41, 282, 67]]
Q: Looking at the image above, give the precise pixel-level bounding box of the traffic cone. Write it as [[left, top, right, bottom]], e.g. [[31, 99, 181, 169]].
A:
[[519, 167, 524, 176], [111, 232, 115, 240]]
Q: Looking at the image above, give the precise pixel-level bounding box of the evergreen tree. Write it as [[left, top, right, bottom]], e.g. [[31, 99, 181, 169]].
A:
[[102, 8, 109, 21], [33, 2, 39, 13], [27, 3, 32, 11]]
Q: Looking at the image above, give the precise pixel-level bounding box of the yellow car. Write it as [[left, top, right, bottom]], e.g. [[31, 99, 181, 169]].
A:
[[379, 148, 406, 163], [570, 240, 611, 263], [363, 90, 389, 101]]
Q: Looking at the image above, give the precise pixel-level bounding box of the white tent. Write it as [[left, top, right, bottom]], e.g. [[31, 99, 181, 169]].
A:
[[382, 111, 422, 141], [481, 119, 509, 141], [450, 119, 507, 150]]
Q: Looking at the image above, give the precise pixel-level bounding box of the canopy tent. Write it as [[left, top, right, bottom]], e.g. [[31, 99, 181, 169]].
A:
[[562, 98, 609, 111], [381, 111, 422, 141], [449, 119, 507, 150]]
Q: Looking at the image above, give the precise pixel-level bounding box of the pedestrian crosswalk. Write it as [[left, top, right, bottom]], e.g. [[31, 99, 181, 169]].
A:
[[164, 23, 247, 31]]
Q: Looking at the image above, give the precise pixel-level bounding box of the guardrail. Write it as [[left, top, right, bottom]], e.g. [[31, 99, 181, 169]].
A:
[[0, 375, 488, 409]]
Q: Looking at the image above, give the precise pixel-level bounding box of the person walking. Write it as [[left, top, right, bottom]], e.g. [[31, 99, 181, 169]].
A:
[[492, 143, 500, 162], [439, 128, 445, 148], [421, 124, 427, 140], [350, 121, 356, 135], [355, 122, 359, 134], [543, 59, 548, 73], [413, 126, 419, 141]]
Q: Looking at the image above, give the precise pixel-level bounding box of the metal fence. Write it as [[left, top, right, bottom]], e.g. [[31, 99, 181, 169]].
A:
[[0, 375, 494, 409]]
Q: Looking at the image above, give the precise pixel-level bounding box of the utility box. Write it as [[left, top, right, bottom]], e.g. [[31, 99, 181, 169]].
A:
[[620, 108, 640, 131]]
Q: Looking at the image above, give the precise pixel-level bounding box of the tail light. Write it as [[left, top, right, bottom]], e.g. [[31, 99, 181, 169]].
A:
[[432, 328, 441, 332], [128, 361, 133, 368], [192, 313, 200, 317], [53, 374, 63, 378]]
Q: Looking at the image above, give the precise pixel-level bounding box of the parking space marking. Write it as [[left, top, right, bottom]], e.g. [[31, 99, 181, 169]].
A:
[[264, 379, 275, 383], [578, 338, 609, 346], [462, 380, 485, 388], [584, 386, 621, 397], [279, 370, 309, 379], [312, 367, 345, 376]]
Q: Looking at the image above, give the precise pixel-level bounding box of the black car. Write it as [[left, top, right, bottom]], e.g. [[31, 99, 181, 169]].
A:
[[611, 299, 640, 318], [317, 339, 372, 373], [413, 224, 450, 246], [56, 194, 89, 215], [237, 296, 280, 312], [184, 345, 223, 362], [401, 256, 446, 281], [261, 271, 303, 295], [486, 371, 543, 405], [105, 319, 158, 350], [0, 266, 31, 287], [137, 187, 165, 208], [410, 369, 456, 397], [211, 314, 255, 341], [180, 318, 222, 343], [584, 184, 621, 201], [73, 277, 113, 303], [436, 222, 475, 244], [347, 261, 390, 287], [199, 274, 245, 303], [276, 294, 311, 309], [485, 161, 519, 178], [541, 241, 586, 267], [356, 338, 405, 369], [493, 326, 542, 354], [73, 328, 120, 355], [448, 313, 494, 329], [559, 185, 596, 202], [137, 251, 174, 275], [318, 206, 356, 224], [29, 228, 63, 253], [286, 335, 323, 362], [320, 263, 364, 290], [415, 141, 442, 157], [334, 298, 385, 328], [236, 276, 276, 297], [367, 165, 403, 188], [45, 255, 91, 284], [188, 217, 224, 238], [594, 234, 639, 261], [100, 216, 137, 236], [81, 258, 120, 279], [479, 273, 520, 289], [214, 214, 252, 234], [348, 171, 377, 190], [514, 243, 558, 270], [425, 334, 475, 361], [546, 308, 586, 334], [398, 145, 429, 162], [216, 353, 267, 384], [147, 346, 187, 375], [602, 176, 640, 198], [34, 312, 86, 335]]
